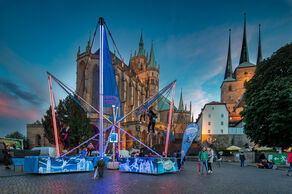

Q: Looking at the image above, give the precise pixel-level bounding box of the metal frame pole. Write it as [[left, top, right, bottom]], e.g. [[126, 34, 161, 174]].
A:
[[99, 17, 104, 158], [164, 82, 176, 157], [48, 75, 60, 157]]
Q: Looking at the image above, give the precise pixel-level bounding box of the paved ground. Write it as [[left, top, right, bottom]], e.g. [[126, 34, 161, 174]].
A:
[[0, 162, 291, 194]]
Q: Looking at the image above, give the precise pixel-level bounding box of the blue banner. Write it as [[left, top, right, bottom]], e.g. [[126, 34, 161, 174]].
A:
[[180, 123, 199, 163]]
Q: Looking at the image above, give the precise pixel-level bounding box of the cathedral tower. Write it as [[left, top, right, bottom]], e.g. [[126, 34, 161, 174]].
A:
[[221, 14, 257, 123]]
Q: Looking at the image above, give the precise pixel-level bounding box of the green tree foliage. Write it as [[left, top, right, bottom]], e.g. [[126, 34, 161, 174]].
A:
[[241, 43, 292, 148], [42, 96, 93, 148]]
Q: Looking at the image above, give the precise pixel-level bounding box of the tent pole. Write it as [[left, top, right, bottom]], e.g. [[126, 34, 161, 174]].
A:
[[164, 82, 176, 157], [48, 75, 60, 157]]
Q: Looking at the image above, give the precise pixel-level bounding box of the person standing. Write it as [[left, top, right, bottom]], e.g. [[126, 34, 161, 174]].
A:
[[61, 124, 70, 152], [87, 143, 94, 156], [198, 147, 208, 175], [176, 150, 181, 170], [207, 148, 214, 173], [240, 152, 246, 167], [147, 109, 157, 134], [287, 150, 292, 176], [3, 144, 12, 169]]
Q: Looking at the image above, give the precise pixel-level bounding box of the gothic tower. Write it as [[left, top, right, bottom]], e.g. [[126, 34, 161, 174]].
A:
[[221, 13, 257, 123]]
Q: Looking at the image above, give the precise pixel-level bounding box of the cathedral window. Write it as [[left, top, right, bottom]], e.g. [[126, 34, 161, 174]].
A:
[[229, 85, 232, 91]]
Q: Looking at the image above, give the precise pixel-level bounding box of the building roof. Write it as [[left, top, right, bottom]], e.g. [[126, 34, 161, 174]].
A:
[[178, 88, 184, 111], [237, 61, 256, 68], [138, 32, 145, 56], [205, 101, 226, 106], [223, 77, 236, 82], [196, 101, 228, 122], [239, 13, 250, 65], [158, 95, 178, 111], [148, 41, 156, 68], [224, 29, 233, 80], [257, 24, 262, 65]]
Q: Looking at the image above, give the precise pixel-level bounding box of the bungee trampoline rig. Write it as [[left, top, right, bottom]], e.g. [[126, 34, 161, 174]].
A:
[[24, 17, 178, 174]]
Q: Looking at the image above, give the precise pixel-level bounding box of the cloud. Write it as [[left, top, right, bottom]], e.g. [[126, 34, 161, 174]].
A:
[[0, 77, 43, 105], [0, 96, 40, 121], [0, 46, 48, 102]]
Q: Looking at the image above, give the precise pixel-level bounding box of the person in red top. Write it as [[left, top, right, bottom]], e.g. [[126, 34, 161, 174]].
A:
[[287, 150, 292, 176]]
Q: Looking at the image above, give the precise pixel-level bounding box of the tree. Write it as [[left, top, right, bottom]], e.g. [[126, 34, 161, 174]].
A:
[[42, 96, 93, 148], [5, 131, 29, 149], [241, 43, 292, 148]]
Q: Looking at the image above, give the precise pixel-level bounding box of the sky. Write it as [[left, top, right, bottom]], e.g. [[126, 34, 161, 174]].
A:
[[0, 0, 292, 137]]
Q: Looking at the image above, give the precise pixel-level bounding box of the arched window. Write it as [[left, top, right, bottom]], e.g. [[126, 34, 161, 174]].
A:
[[36, 135, 41, 146]]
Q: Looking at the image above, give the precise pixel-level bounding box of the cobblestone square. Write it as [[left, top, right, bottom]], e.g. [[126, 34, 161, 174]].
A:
[[0, 162, 290, 194]]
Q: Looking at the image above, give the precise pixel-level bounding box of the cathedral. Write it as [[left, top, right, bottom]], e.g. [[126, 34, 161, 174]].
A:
[[221, 13, 262, 126], [76, 32, 192, 150]]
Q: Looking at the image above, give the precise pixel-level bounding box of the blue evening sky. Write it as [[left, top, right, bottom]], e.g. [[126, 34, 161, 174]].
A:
[[0, 0, 292, 137]]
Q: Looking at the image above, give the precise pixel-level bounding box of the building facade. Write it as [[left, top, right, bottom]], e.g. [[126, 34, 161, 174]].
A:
[[75, 32, 191, 150], [221, 14, 262, 125], [196, 14, 262, 148]]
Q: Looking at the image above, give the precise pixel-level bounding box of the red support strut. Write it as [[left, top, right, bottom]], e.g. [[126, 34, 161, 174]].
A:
[[48, 75, 60, 157]]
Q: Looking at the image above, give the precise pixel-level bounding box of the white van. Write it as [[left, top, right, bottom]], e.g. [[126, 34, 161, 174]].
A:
[[31, 147, 57, 156]]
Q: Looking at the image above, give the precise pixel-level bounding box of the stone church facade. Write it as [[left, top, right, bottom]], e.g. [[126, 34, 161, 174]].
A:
[[76, 32, 192, 151], [221, 14, 262, 126]]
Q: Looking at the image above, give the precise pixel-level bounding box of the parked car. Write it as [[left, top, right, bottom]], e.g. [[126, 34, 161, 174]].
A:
[[31, 147, 57, 156]]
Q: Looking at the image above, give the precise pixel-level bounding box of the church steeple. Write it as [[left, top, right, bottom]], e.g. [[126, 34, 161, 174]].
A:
[[257, 24, 262, 65], [224, 29, 233, 80], [178, 88, 184, 112], [239, 13, 249, 64], [138, 31, 145, 56], [148, 40, 156, 68]]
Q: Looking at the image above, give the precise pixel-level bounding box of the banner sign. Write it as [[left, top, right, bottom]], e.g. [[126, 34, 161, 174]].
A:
[[267, 153, 288, 164], [0, 138, 23, 149], [180, 123, 199, 163], [110, 133, 118, 143]]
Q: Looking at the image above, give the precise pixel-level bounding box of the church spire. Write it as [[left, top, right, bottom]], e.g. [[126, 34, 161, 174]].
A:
[[224, 29, 233, 80], [138, 31, 145, 56], [239, 13, 249, 64], [257, 24, 263, 65], [178, 88, 184, 112], [148, 40, 156, 68]]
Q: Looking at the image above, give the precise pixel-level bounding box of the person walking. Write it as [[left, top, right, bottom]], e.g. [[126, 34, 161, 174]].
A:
[[240, 152, 246, 167], [3, 144, 12, 169], [287, 150, 292, 176], [198, 147, 208, 175], [207, 147, 214, 173]]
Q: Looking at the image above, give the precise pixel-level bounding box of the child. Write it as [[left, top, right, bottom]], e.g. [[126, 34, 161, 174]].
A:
[[78, 147, 87, 157]]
